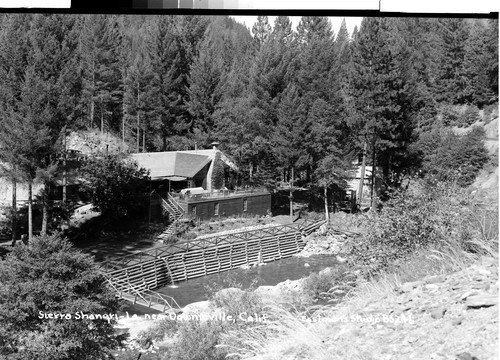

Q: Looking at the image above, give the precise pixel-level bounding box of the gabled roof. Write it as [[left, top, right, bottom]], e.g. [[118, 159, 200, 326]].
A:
[[130, 152, 211, 181]]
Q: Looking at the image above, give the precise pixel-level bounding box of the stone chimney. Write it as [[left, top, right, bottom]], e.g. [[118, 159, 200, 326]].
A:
[[210, 141, 220, 150]]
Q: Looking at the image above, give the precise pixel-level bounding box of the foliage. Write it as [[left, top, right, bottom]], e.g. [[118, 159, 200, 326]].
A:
[[0, 233, 121, 359], [136, 319, 178, 346], [211, 152, 225, 190], [161, 319, 228, 360], [209, 287, 264, 321], [483, 103, 498, 124], [421, 126, 489, 187], [351, 180, 489, 276], [0, 14, 498, 221], [80, 153, 149, 221], [301, 264, 354, 302], [439, 104, 461, 126], [458, 105, 480, 127]]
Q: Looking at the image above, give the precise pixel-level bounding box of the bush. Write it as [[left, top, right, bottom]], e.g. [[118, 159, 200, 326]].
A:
[[440, 104, 461, 126], [162, 319, 227, 360], [422, 126, 489, 187], [483, 104, 498, 124], [80, 153, 149, 221], [206, 276, 264, 322], [458, 105, 480, 127], [0, 233, 121, 359], [301, 264, 355, 303], [136, 319, 178, 347], [351, 181, 486, 276]]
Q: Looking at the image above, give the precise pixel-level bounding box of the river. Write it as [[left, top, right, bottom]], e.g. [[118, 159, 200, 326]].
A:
[[152, 254, 339, 307]]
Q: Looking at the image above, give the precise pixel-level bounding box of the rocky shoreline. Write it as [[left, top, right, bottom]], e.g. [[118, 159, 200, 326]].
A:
[[296, 224, 358, 258]]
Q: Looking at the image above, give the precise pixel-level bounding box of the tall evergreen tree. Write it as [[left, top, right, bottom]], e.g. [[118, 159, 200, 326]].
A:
[[252, 15, 271, 49]]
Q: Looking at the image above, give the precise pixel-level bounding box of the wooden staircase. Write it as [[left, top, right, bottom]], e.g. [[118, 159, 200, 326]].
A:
[[158, 194, 185, 241]]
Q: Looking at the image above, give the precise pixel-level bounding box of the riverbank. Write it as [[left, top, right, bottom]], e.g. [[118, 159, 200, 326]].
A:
[[223, 255, 498, 360], [114, 248, 498, 360]]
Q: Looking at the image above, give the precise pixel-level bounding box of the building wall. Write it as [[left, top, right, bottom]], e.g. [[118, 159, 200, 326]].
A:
[[186, 193, 271, 221]]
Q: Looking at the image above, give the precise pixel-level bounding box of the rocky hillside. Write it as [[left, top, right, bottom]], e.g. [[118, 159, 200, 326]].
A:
[[311, 257, 498, 360], [66, 129, 129, 155], [218, 257, 498, 360]]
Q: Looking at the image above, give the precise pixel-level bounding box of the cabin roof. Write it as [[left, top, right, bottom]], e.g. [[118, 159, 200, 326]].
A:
[[130, 152, 212, 181]]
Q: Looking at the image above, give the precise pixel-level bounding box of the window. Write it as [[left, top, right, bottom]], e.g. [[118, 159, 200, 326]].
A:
[[243, 199, 248, 212], [214, 203, 219, 216]]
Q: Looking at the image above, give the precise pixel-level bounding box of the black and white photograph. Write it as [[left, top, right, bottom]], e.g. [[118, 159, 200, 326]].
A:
[[0, 5, 498, 360]]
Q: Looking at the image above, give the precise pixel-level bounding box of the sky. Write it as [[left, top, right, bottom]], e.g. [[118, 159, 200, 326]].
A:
[[231, 16, 364, 38]]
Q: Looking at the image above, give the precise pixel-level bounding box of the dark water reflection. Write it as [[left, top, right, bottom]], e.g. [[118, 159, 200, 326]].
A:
[[154, 254, 339, 307]]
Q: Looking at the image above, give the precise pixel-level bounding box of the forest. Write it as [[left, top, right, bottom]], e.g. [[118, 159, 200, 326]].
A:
[[0, 15, 498, 219], [0, 14, 498, 360]]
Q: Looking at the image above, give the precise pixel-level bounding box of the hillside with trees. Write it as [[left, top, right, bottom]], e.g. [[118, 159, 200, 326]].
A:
[[0, 14, 497, 360]]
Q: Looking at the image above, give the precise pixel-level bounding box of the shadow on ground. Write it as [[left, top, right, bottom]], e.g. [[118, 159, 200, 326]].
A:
[[66, 216, 167, 264]]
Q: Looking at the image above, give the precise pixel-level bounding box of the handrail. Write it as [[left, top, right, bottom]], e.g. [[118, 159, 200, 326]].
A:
[[106, 276, 180, 310], [99, 222, 304, 272], [169, 188, 269, 203], [167, 193, 185, 215], [106, 278, 149, 305]]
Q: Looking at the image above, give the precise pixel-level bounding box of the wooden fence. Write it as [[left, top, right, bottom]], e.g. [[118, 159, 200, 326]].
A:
[[101, 218, 325, 310]]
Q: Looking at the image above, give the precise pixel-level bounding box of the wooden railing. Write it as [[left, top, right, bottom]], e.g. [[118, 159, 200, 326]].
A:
[[101, 219, 325, 310], [106, 275, 180, 311]]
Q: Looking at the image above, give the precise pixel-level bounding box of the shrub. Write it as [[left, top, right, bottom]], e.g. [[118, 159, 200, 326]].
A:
[[301, 264, 355, 302], [136, 319, 178, 347], [483, 104, 498, 124], [211, 152, 225, 190], [80, 153, 149, 221], [422, 126, 489, 187], [440, 104, 461, 126], [458, 105, 480, 127], [206, 277, 264, 322], [0, 233, 121, 359], [162, 319, 228, 360], [351, 181, 486, 276]]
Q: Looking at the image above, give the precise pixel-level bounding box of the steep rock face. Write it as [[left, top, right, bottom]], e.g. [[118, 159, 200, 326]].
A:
[[319, 257, 498, 360], [66, 130, 129, 155]]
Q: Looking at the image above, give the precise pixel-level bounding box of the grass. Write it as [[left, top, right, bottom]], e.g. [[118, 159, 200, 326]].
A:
[[217, 234, 498, 360], [215, 180, 499, 360]]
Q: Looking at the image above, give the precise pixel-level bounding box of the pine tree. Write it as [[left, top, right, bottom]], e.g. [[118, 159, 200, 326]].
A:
[[252, 16, 271, 49], [435, 18, 470, 104], [80, 15, 122, 134], [349, 17, 420, 200], [187, 28, 225, 140]]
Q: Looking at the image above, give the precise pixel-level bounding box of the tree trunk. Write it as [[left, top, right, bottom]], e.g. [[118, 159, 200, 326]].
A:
[[28, 181, 33, 242], [370, 140, 377, 210], [142, 123, 146, 153], [137, 82, 140, 153], [324, 185, 329, 222], [100, 110, 104, 135], [122, 87, 126, 151], [136, 114, 140, 153], [11, 178, 17, 246], [289, 166, 294, 221], [357, 140, 367, 209], [90, 62, 95, 128], [41, 183, 48, 236], [62, 128, 67, 207], [90, 99, 94, 129]]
